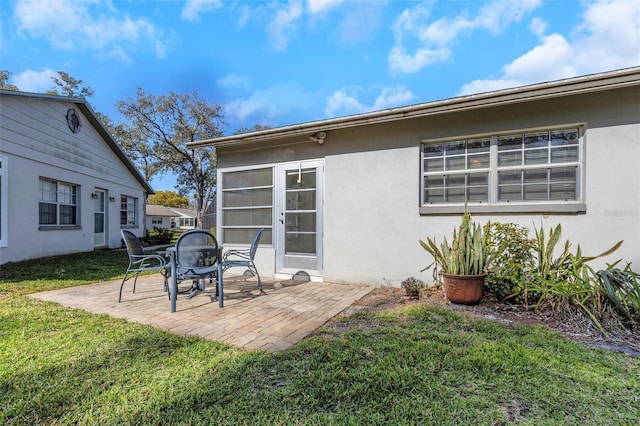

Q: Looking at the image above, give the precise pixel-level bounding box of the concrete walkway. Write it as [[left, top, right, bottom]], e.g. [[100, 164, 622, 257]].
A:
[[30, 274, 372, 352]]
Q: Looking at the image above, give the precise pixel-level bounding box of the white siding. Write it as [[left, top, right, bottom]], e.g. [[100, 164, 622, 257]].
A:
[[0, 95, 148, 264]]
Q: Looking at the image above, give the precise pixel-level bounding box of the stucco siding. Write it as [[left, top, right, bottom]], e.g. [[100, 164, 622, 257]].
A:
[[214, 83, 640, 286]]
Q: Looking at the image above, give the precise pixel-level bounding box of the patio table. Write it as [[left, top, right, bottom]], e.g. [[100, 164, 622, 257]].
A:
[[165, 245, 224, 313]]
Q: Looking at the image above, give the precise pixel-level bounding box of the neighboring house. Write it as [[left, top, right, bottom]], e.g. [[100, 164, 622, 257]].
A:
[[145, 204, 177, 229], [0, 90, 154, 265], [144, 204, 197, 230], [188, 67, 640, 286], [170, 207, 197, 229]]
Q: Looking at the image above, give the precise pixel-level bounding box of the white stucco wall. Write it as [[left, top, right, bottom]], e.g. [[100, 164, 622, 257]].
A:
[[215, 85, 640, 286], [0, 95, 148, 264]]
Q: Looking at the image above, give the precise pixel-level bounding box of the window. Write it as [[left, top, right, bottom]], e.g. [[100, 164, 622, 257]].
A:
[[120, 195, 138, 226], [0, 155, 7, 246], [178, 217, 195, 227], [151, 216, 162, 224], [421, 127, 584, 213], [39, 178, 78, 226], [221, 167, 273, 244]]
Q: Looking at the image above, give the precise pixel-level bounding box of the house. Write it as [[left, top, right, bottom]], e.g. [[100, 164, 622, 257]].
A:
[[0, 90, 154, 265], [188, 68, 640, 286], [144, 204, 197, 230], [145, 204, 178, 229], [169, 207, 197, 229]]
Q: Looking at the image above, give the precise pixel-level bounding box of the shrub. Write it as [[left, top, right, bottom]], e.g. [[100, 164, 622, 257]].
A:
[[597, 263, 640, 326], [526, 224, 623, 334], [141, 227, 174, 246], [486, 223, 535, 303], [401, 277, 426, 299]]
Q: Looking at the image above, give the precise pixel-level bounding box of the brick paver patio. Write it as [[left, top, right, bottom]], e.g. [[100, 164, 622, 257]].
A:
[[30, 275, 372, 352]]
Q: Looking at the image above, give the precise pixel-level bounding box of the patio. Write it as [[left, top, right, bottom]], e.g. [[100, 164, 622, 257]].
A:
[[29, 274, 372, 352]]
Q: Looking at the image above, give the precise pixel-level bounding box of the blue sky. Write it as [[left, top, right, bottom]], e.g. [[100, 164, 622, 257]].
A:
[[2, 0, 639, 191]]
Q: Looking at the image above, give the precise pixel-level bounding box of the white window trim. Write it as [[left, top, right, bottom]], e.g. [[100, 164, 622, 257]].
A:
[[38, 177, 81, 229], [218, 164, 275, 246], [0, 154, 7, 247], [419, 124, 586, 215], [120, 195, 138, 227]]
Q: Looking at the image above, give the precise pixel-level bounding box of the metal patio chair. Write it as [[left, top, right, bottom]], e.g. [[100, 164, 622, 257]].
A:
[[170, 229, 221, 300], [221, 228, 264, 293], [119, 229, 168, 302]]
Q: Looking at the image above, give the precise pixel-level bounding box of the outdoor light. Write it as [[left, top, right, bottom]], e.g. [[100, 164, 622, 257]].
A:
[[91, 193, 98, 199], [309, 131, 327, 145], [109, 196, 116, 202]]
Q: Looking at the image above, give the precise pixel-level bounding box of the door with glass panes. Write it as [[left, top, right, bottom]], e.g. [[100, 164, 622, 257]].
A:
[[276, 160, 323, 277]]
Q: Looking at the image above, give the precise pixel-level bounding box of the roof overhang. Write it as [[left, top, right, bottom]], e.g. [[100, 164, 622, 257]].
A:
[[188, 67, 640, 150]]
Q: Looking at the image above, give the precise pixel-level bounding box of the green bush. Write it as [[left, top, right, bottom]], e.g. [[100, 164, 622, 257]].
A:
[[597, 263, 640, 326], [141, 227, 174, 246], [526, 224, 623, 334], [486, 223, 535, 303]]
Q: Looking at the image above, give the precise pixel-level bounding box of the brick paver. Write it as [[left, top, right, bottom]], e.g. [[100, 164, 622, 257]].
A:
[[29, 274, 372, 351]]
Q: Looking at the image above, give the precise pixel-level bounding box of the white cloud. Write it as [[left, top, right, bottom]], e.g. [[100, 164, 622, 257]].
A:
[[217, 73, 252, 91], [267, 0, 303, 51], [325, 86, 415, 117], [224, 82, 312, 123], [573, 0, 640, 73], [458, 0, 640, 96], [389, 0, 541, 74], [529, 17, 547, 37], [181, 0, 223, 22], [388, 46, 450, 74], [13, 0, 163, 61], [12, 68, 57, 92], [325, 89, 365, 117], [307, 0, 344, 14]]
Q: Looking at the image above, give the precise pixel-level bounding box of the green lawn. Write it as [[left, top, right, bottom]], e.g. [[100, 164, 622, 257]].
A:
[[1, 250, 638, 425]]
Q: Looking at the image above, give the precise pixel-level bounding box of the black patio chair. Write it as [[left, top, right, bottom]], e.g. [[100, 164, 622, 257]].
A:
[[221, 228, 264, 293], [119, 229, 168, 302], [171, 229, 221, 300]]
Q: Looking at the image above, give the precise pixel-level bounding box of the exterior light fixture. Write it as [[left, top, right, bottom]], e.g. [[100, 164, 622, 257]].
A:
[[91, 193, 98, 199], [309, 131, 327, 145]]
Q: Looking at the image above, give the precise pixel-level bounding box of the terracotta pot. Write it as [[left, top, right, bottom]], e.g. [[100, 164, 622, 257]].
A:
[[441, 272, 487, 305]]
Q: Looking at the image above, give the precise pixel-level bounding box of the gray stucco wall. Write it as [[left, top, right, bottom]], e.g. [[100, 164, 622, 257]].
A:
[[217, 86, 640, 286]]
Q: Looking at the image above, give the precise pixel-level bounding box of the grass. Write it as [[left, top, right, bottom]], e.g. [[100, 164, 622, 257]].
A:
[[1, 250, 639, 425]]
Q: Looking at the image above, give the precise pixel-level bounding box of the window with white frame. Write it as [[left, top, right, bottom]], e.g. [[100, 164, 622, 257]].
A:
[[151, 216, 162, 224], [0, 155, 7, 246], [120, 195, 137, 225], [421, 127, 583, 212], [39, 177, 79, 226], [221, 167, 273, 245], [178, 217, 195, 227]]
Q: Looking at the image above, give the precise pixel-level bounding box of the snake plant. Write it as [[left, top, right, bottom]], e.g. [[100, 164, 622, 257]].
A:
[[420, 208, 491, 276]]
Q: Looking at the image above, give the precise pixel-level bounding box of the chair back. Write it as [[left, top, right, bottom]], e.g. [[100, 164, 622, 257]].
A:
[[175, 229, 219, 272], [248, 228, 264, 260], [121, 229, 145, 256]]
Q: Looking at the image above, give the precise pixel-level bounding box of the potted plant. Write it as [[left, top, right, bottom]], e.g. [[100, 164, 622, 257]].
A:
[[420, 208, 491, 304], [401, 277, 426, 299]]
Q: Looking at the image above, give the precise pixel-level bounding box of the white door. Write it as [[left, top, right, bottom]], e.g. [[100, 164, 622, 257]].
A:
[[276, 160, 324, 278], [94, 189, 106, 247]]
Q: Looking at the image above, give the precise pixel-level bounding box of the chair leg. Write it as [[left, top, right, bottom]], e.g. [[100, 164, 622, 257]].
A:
[[118, 270, 132, 303], [251, 262, 263, 293], [132, 272, 141, 294]]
